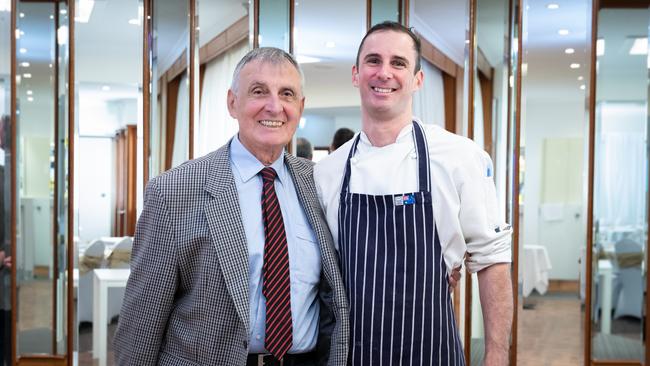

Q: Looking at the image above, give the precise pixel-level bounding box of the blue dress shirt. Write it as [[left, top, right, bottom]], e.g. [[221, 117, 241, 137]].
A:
[[230, 136, 321, 353]]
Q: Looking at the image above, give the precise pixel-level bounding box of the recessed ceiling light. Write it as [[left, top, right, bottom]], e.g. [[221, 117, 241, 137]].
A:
[[597, 39, 605, 56], [20, 62, 29, 67], [296, 55, 320, 64], [558, 29, 570, 36], [565, 48, 575, 54], [325, 41, 336, 48], [23, 73, 31, 78], [578, 76, 584, 81], [102, 85, 110, 91], [14, 29, 20, 39], [49, 15, 54, 20], [27, 97, 34, 102], [547, 3, 560, 9], [128, 18, 140, 25], [19, 48, 27, 54], [60, 9, 67, 15], [629, 37, 647, 55], [570, 63, 580, 69], [48, 63, 53, 68], [19, 12, 24, 18], [580, 85, 585, 90], [26, 90, 32, 95]]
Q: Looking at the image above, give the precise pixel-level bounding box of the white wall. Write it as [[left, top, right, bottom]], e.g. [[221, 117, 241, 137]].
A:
[[77, 137, 113, 244], [522, 100, 587, 280]]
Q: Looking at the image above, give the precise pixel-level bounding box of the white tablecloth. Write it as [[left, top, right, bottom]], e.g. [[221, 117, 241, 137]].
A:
[[521, 244, 552, 297]]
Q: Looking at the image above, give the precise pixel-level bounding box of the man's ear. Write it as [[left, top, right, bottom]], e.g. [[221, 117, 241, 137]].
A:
[[352, 65, 359, 88], [413, 69, 424, 92], [227, 89, 237, 119]]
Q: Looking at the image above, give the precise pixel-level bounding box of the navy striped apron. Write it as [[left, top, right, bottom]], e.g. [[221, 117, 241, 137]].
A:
[[338, 121, 465, 366]]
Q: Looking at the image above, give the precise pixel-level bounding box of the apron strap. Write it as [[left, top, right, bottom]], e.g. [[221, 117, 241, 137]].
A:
[[340, 121, 432, 195]]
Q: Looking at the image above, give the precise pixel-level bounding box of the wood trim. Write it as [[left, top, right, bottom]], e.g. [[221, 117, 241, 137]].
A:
[[253, 0, 259, 48], [402, 0, 409, 26], [510, 0, 523, 364], [419, 36, 458, 78], [66, 0, 76, 362], [289, 0, 294, 53], [165, 49, 188, 84], [366, 0, 371, 30], [585, 0, 598, 364], [548, 279, 579, 293], [592, 361, 642, 366], [442, 73, 456, 132], [455, 64, 464, 135], [143, 0, 151, 188], [114, 130, 126, 235], [198, 17, 248, 67], [52, 0, 60, 354], [465, 0, 476, 353], [126, 125, 137, 235], [599, 0, 649, 8], [189, 0, 195, 160], [454, 283, 461, 329], [17, 355, 66, 366], [164, 75, 181, 171], [504, 0, 514, 226], [10, 0, 17, 364]]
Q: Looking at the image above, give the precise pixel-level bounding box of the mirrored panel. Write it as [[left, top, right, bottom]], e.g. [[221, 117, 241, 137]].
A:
[[15, 0, 70, 358], [470, 0, 512, 363], [591, 5, 648, 363], [369, 0, 399, 26], [517, 0, 591, 363], [0, 3, 12, 365], [293, 0, 364, 161], [74, 0, 143, 363], [194, 0, 249, 158], [149, 0, 189, 179], [258, 0, 289, 50]]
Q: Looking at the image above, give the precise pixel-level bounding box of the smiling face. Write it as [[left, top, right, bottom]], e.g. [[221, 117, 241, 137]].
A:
[[353, 30, 423, 123], [227, 59, 305, 164]]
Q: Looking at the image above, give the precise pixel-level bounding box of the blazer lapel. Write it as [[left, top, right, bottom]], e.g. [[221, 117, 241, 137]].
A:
[[204, 142, 250, 334]]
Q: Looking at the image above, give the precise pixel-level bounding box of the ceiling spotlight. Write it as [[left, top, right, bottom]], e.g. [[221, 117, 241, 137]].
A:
[[597, 38, 605, 56], [564, 48, 575, 54], [60, 9, 67, 15], [325, 41, 336, 48], [26, 90, 32, 95], [19, 12, 24, 18], [27, 97, 34, 102], [23, 73, 32, 78], [102, 85, 111, 91], [128, 18, 140, 25], [558, 29, 569, 36], [50, 15, 54, 20], [19, 48, 27, 54], [20, 62, 29, 67], [570, 63, 580, 69], [547, 3, 560, 9], [580, 85, 585, 90], [578, 76, 584, 81]]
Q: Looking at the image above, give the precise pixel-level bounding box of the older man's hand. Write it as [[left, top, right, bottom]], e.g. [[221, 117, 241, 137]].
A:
[[448, 266, 462, 292]]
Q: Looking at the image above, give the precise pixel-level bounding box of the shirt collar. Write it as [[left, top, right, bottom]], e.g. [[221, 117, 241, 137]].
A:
[[230, 135, 287, 184], [359, 122, 414, 147]]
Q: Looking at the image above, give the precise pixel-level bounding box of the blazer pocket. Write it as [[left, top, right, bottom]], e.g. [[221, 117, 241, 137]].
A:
[[159, 351, 201, 366]]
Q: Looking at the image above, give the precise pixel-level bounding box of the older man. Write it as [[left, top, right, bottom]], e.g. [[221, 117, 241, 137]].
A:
[[315, 22, 513, 366], [115, 47, 348, 366]]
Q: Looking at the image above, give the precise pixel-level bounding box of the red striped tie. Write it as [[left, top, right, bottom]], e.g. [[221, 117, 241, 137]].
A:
[[260, 167, 293, 360]]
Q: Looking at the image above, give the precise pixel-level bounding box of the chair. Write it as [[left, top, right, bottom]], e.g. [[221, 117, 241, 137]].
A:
[[77, 239, 105, 323], [106, 237, 133, 321], [613, 239, 644, 319]]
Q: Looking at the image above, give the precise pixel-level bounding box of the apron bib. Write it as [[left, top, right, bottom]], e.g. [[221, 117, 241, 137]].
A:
[[338, 121, 465, 366]]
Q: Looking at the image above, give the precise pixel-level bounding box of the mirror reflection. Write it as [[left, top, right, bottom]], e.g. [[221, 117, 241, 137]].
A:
[[470, 0, 512, 363], [15, 0, 69, 357], [517, 0, 591, 364], [591, 6, 648, 362], [150, 0, 190, 178], [74, 0, 143, 364], [0, 3, 11, 366]]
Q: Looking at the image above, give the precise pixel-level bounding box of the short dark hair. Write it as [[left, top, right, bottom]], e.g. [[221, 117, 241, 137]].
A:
[[355, 21, 421, 74], [296, 137, 313, 160], [330, 128, 355, 151]]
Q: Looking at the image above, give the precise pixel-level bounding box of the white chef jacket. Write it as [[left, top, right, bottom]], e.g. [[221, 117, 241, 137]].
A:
[[314, 121, 512, 273]]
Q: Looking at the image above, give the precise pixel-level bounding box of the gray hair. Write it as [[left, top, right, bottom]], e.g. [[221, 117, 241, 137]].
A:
[[230, 47, 305, 94]]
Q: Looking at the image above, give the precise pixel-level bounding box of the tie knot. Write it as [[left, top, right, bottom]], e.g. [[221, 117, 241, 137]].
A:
[[260, 167, 277, 182]]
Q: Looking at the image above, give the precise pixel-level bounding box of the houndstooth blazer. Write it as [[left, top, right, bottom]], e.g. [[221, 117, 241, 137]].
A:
[[114, 141, 349, 366]]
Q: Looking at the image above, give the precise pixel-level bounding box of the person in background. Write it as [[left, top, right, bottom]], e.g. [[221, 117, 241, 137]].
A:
[[296, 137, 313, 160], [329, 128, 354, 152]]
